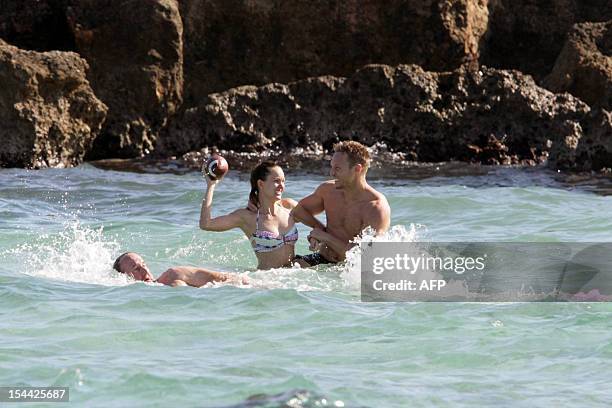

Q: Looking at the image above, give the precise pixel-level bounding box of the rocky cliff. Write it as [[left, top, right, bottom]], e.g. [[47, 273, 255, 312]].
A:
[[160, 64, 590, 167], [0, 0, 609, 171], [0, 39, 107, 168]]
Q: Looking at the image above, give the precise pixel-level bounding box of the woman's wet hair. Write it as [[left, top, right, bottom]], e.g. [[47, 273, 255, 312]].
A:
[[249, 161, 279, 209]]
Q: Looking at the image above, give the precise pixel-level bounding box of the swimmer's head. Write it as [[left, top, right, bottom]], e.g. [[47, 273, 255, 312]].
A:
[[113, 252, 154, 282], [331, 140, 370, 188], [249, 161, 284, 208]]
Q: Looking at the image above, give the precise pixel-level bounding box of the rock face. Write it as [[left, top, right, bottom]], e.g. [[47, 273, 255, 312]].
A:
[[550, 109, 612, 172], [160, 64, 590, 166], [66, 0, 183, 159], [0, 0, 74, 52], [544, 21, 612, 111], [180, 0, 489, 103], [0, 39, 107, 168], [0, 0, 609, 172], [481, 0, 612, 79]]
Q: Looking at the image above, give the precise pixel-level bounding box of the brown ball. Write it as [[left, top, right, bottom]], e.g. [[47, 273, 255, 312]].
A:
[[202, 154, 229, 180]]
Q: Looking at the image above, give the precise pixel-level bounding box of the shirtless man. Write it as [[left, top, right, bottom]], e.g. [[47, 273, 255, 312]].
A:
[[292, 141, 391, 266], [113, 252, 245, 287]]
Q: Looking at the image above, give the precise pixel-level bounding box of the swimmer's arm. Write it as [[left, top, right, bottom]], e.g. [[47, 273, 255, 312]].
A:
[[291, 185, 326, 229], [291, 204, 326, 230], [182, 269, 229, 287], [280, 198, 298, 210], [297, 211, 326, 230], [281, 197, 326, 230], [185, 269, 247, 287], [308, 228, 353, 260], [200, 183, 247, 231], [366, 201, 391, 236], [157, 267, 231, 287]]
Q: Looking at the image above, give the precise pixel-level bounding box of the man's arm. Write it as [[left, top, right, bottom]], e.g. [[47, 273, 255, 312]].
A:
[[308, 200, 390, 259], [366, 200, 391, 236], [169, 280, 188, 287], [308, 228, 353, 260], [280, 197, 298, 209], [157, 267, 231, 287], [291, 184, 326, 229]]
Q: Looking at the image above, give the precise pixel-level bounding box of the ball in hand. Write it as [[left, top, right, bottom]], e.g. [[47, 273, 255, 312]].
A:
[[202, 154, 229, 180]]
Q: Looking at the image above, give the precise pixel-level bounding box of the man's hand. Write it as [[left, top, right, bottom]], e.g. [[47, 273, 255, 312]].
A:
[[246, 200, 257, 212], [307, 228, 328, 251], [307, 227, 351, 262], [308, 235, 321, 251], [308, 228, 327, 242]]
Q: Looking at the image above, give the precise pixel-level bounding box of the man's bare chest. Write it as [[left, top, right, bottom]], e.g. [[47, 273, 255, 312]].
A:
[[324, 195, 366, 238]]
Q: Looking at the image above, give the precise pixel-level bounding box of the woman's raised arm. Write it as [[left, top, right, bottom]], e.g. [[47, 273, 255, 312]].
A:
[[199, 178, 246, 232]]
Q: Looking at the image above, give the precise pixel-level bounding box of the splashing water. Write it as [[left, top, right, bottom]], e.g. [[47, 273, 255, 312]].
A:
[[2, 167, 612, 407], [5, 221, 130, 286], [3, 221, 425, 291], [341, 224, 425, 290], [237, 224, 426, 292], [245, 265, 344, 292]]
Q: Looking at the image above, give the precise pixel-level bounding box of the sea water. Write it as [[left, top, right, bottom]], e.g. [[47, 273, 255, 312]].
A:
[[1, 164, 611, 407]]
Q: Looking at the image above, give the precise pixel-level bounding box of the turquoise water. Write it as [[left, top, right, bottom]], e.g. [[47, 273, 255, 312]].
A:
[[1, 165, 612, 407]]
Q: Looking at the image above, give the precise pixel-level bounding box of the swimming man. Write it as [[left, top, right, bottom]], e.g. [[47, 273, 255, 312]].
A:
[[113, 252, 246, 287]]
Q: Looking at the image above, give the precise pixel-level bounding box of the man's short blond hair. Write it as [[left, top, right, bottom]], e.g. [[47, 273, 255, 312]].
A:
[[333, 140, 371, 169]]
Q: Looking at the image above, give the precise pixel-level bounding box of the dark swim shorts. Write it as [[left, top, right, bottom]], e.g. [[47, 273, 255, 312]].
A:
[[295, 252, 333, 266]]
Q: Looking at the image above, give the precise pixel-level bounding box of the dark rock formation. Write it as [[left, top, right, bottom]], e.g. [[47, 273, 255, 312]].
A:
[[550, 109, 612, 172], [66, 0, 183, 159], [481, 0, 612, 80], [160, 64, 590, 166], [544, 21, 612, 111], [0, 0, 184, 159], [0, 39, 107, 168], [4, 0, 604, 109], [0, 0, 609, 172], [0, 0, 74, 52], [180, 0, 489, 103]]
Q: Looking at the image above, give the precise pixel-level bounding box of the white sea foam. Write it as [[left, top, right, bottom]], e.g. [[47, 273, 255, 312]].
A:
[[244, 264, 345, 292], [4, 219, 432, 291], [220, 224, 428, 292], [14, 222, 131, 286], [341, 224, 426, 290]]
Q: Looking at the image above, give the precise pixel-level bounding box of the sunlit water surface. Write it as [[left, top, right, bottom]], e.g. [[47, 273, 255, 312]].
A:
[[1, 165, 611, 407]]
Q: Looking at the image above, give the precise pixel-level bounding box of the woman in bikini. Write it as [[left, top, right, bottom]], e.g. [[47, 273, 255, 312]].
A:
[[113, 161, 322, 284], [200, 161, 321, 269]]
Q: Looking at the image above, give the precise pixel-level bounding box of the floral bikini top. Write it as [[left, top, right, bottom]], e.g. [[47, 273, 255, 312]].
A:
[[251, 208, 299, 253]]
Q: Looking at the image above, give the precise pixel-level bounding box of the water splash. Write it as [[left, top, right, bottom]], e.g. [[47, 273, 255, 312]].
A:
[[231, 224, 428, 292], [6, 221, 130, 286], [244, 264, 346, 292], [1, 218, 432, 292], [341, 224, 425, 290]]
